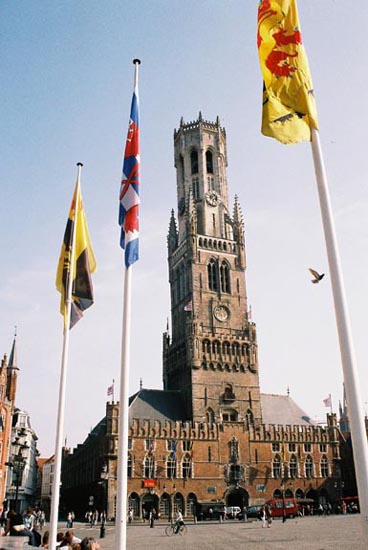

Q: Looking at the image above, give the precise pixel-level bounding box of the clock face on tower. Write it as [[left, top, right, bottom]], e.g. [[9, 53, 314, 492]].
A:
[[205, 191, 219, 207], [214, 305, 230, 322]]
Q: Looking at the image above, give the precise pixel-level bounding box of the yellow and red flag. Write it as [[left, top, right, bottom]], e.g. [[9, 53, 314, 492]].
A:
[[257, 0, 319, 144], [56, 179, 96, 329]]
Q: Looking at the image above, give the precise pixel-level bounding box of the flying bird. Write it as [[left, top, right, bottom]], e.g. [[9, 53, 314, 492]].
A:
[[309, 268, 325, 284]]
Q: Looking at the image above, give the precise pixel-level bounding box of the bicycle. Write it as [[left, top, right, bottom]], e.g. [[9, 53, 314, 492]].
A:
[[165, 521, 187, 536]]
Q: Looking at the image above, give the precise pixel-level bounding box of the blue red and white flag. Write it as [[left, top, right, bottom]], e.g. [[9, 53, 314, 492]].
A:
[[119, 62, 140, 267]]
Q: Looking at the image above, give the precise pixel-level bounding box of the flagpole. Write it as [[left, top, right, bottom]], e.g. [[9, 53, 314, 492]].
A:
[[116, 265, 132, 550], [116, 58, 141, 550], [311, 128, 368, 541], [49, 163, 82, 550]]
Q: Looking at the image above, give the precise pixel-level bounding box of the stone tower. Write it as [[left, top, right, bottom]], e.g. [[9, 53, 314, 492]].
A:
[[163, 114, 262, 425]]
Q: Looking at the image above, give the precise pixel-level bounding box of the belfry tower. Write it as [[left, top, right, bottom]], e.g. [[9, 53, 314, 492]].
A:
[[163, 114, 262, 425]]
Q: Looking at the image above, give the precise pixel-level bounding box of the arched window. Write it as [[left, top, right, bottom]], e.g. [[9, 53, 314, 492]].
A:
[[272, 454, 282, 478], [206, 150, 214, 173], [129, 493, 140, 518], [289, 454, 298, 478], [228, 437, 239, 462], [143, 456, 155, 478], [166, 456, 177, 479], [182, 453, 192, 479], [186, 493, 197, 516], [212, 340, 220, 354], [305, 455, 314, 479], [220, 261, 230, 293], [320, 455, 329, 478], [191, 150, 198, 174], [206, 408, 215, 425], [207, 259, 218, 291], [246, 409, 254, 426], [159, 493, 170, 517], [223, 341, 230, 356], [223, 384, 235, 401]]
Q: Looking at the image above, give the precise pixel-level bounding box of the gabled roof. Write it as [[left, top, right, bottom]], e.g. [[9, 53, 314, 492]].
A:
[[129, 389, 186, 423], [261, 393, 315, 426]]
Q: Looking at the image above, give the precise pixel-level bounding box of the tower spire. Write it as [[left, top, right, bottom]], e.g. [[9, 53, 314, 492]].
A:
[[7, 328, 19, 403], [167, 209, 178, 254], [8, 327, 18, 370]]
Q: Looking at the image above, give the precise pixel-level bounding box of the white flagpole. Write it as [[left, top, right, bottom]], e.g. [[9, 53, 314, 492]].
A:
[[116, 59, 140, 550], [49, 163, 82, 550], [311, 128, 368, 542], [116, 265, 132, 550]]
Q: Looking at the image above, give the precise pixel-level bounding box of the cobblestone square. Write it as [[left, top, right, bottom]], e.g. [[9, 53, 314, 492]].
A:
[[67, 515, 365, 550]]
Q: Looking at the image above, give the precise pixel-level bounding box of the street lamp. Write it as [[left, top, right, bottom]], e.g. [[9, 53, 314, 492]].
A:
[[99, 464, 109, 538], [6, 430, 29, 513]]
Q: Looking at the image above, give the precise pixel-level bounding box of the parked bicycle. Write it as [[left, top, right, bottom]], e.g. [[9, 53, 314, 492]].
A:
[[165, 521, 187, 536]]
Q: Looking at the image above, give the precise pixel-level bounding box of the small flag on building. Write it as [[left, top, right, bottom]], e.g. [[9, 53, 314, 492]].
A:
[[119, 61, 140, 268], [170, 440, 178, 460], [56, 170, 96, 329], [323, 395, 332, 408], [107, 384, 114, 397], [257, 0, 319, 144], [184, 300, 192, 312]]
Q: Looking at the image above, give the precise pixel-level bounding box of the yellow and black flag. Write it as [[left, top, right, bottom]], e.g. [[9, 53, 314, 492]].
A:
[[257, 0, 319, 144], [56, 171, 96, 329]]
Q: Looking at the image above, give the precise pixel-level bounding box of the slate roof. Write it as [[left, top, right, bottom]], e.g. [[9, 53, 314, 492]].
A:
[[129, 389, 186, 423], [260, 393, 315, 426], [127, 390, 314, 426]]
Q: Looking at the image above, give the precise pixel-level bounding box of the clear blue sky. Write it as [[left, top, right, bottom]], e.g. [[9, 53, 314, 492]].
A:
[[1, 1, 368, 456]]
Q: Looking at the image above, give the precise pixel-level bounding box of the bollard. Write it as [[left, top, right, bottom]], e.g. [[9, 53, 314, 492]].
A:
[[100, 520, 106, 538]]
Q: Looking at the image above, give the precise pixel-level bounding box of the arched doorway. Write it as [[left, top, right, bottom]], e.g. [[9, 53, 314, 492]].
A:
[[306, 488, 318, 507], [159, 493, 170, 518], [142, 492, 159, 520], [187, 493, 197, 517], [225, 486, 249, 508], [128, 492, 140, 519], [173, 492, 185, 515]]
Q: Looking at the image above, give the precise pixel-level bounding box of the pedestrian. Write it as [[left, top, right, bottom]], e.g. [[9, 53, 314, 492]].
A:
[[2, 509, 37, 547], [41, 530, 49, 548], [66, 512, 73, 528], [242, 505, 247, 522], [0, 509, 7, 528], [265, 505, 272, 528], [149, 509, 155, 528], [260, 506, 266, 528], [59, 529, 81, 547], [208, 507, 213, 521], [128, 509, 133, 523], [80, 537, 100, 550], [174, 509, 184, 534]]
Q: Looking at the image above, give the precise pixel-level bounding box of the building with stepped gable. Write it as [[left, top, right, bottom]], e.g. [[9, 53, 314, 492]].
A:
[[61, 115, 341, 520]]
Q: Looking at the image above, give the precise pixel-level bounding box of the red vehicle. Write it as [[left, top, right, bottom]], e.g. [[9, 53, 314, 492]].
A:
[[265, 498, 299, 519]]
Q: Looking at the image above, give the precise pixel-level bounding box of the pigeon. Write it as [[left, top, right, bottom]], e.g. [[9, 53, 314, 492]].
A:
[[309, 268, 325, 284]]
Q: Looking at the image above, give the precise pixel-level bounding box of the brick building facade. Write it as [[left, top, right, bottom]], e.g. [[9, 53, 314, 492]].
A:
[[61, 115, 342, 520], [0, 334, 19, 508]]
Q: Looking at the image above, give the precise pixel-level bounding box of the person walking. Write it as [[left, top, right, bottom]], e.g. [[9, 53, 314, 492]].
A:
[[265, 505, 272, 528], [149, 509, 155, 528], [260, 506, 266, 528]]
